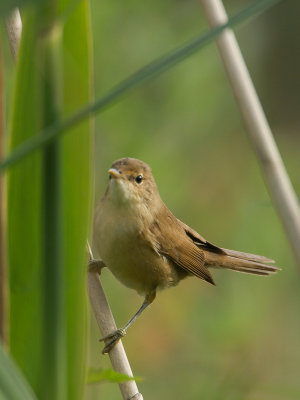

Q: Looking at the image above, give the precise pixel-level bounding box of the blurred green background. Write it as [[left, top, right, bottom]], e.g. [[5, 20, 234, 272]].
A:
[[3, 0, 300, 399], [88, 0, 300, 399]]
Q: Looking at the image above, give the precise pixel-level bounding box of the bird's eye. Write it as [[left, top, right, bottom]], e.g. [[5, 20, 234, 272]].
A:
[[135, 175, 143, 184]]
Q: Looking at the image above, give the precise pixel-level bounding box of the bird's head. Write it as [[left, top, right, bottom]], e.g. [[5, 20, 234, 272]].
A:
[[106, 158, 159, 208]]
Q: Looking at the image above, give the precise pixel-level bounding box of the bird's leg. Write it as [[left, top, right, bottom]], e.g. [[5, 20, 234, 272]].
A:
[[100, 291, 156, 354]]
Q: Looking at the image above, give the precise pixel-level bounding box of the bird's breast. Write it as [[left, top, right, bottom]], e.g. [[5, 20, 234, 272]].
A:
[[93, 200, 183, 295]]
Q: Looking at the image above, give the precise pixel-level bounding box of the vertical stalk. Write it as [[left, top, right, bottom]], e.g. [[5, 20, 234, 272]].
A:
[[2, 5, 23, 347], [7, 8, 44, 393], [39, 24, 67, 399], [58, 0, 93, 397], [5, 8, 22, 61], [0, 36, 5, 344], [6, 2, 93, 398]]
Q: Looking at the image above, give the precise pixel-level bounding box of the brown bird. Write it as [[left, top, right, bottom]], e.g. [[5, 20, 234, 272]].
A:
[[92, 157, 279, 354]]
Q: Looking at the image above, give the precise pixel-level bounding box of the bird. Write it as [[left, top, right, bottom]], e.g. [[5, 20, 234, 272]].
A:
[[92, 157, 279, 354]]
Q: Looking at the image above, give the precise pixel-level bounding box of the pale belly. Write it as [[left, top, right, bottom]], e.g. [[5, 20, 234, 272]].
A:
[[93, 205, 184, 296]]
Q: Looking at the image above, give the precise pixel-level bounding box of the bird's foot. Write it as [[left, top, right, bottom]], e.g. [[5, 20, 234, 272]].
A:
[[88, 259, 105, 274], [99, 328, 126, 354]]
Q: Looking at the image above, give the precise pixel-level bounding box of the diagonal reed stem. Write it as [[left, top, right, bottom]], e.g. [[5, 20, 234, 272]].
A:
[[87, 243, 143, 400], [199, 0, 300, 269]]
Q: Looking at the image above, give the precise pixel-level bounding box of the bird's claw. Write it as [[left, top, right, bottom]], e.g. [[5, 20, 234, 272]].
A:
[[99, 328, 126, 354], [88, 259, 105, 274]]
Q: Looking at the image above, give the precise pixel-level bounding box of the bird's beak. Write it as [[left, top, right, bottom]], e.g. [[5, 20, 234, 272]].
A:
[[108, 168, 121, 180]]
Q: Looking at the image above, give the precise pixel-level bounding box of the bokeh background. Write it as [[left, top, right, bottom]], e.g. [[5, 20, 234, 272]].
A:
[[88, 0, 300, 399], [3, 0, 300, 399]]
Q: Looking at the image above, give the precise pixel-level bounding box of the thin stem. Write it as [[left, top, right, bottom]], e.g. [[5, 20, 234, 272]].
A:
[[5, 8, 22, 61], [199, 0, 300, 269], [87, 245, 143, 400], [1, 8, 23, 344], [0, 35, 5, 343]]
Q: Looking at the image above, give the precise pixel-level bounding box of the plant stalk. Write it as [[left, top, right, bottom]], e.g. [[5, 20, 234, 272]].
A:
[[87, 245, 143, 400], [5, 8, 22, 61], [200, 0, 300, 269], [0, 35, 5, 344]]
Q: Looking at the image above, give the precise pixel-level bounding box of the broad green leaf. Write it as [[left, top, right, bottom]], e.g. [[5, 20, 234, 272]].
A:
[[0, 0, 282, 171], [87, 368, 142, 384], [38, 8, 67, 398], [58, 0, 93, 398], [7, 8, 44, 394], [0, 344, 37, 400], [7, 1, 92, 399]]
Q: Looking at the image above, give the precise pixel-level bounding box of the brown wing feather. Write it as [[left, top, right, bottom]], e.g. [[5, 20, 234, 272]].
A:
[[181, 220, 226, 254], [150, 208, 215, 285], [173, 219, 279, 276]]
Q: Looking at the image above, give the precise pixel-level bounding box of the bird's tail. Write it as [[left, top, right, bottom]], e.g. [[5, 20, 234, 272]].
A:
[[205, 248, 280, 276]]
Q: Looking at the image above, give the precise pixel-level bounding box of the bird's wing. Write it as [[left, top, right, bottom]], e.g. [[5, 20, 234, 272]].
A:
[[150, 209, 215, 285], [178, 220, 278, 275], [178, 219, 226, 254]]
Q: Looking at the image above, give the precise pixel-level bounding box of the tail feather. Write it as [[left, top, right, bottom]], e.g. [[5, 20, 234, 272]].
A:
[[204, 249, 280, 276], [221, 248, 275, 264], [221, 266, 270, 276]]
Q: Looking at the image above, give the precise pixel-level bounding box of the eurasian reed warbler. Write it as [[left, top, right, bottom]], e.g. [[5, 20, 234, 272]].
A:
[[92, 158, 279, 354]]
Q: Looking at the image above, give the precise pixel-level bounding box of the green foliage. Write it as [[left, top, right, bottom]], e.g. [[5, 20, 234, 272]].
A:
[[87, 368, 141, 384], [6, 0, 92, 399], [58, 0, 93, 398], [0, 344, 37, 400], [7, 8, 44, 393]]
